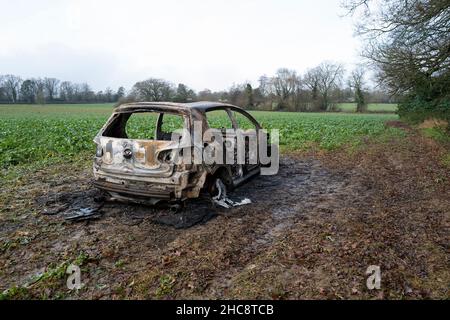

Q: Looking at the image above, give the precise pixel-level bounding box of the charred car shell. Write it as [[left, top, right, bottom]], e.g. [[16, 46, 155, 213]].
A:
[[93, 101, 266, 204]]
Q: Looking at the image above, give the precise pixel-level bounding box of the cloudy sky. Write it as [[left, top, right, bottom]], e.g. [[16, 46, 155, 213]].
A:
[[0, 0, 362, 91]]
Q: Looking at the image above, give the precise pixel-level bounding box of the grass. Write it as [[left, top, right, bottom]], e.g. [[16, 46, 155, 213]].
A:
[[0, 103, 400, 171], [421, 127, 450, 144], [337, 103, 398, 113], [0, 103, 115, 118], [0, 251, 89, 300], [155, 274, 176, 298], [419, 126, 450, 168]]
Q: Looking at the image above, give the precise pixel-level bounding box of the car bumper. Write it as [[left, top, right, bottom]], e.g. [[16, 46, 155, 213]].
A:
[[93, 167, 206, 201]]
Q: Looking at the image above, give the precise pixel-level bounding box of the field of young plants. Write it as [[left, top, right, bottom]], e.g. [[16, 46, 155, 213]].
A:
[[0, 103, 400, 170], [337, 103, 398, 113]]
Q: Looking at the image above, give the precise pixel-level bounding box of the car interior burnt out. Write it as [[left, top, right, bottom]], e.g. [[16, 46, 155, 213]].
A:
[[92, 102, 266, 206]]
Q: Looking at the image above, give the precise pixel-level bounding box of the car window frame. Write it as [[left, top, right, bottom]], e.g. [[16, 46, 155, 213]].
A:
[[204, 107, 235, 131]]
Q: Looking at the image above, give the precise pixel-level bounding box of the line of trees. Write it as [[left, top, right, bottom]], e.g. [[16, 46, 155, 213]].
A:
[[126, 61, 394, 112], [0, 61, 395, 112], [0, 75, 126, 104]]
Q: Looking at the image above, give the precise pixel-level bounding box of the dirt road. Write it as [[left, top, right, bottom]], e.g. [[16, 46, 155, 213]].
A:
[[0, 129, 448, 299]]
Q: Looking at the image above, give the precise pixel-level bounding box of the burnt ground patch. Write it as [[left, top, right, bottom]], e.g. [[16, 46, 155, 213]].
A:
[[0, 131, 448, 299], [35, 157, 344, 229]]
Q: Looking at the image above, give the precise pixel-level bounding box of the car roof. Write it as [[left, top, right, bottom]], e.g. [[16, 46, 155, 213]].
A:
[[114, 101, 238, 113]]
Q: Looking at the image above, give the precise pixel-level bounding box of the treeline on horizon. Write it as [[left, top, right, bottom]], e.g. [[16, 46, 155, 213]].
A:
[[0, 61, 394, 113]]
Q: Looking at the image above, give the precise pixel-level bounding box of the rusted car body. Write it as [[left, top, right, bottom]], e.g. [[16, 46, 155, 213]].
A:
[[93, 102, 265, 204]]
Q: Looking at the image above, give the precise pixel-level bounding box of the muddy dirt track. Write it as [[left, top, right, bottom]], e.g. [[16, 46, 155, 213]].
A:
[[0, 129, 449, 299]]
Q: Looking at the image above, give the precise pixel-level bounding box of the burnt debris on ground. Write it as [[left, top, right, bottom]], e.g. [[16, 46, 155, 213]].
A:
[[37, 188, 220, 229], [37, 189, 105, 222], [35, 158, 333, 229], [37, 184, 249, 228]]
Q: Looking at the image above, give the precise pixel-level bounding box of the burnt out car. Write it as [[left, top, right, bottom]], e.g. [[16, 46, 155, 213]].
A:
[[93, 101, 274, 204]]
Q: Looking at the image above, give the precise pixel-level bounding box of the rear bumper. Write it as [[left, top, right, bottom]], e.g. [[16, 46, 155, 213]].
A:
[[93, 179, 174, 199], [93, 167, 204, 200]]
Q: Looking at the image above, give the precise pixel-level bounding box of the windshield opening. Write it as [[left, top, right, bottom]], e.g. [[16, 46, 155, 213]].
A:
[[102, 111, 187, 141]]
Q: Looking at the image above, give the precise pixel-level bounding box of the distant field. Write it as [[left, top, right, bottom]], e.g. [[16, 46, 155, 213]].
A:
[[337, 103, 398, 113], [0, 103, 400, 169], [0, 103, 115, 118]]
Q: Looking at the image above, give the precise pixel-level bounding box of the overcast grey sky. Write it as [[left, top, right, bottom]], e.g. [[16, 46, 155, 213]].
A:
[[0, 0, 362, 91]]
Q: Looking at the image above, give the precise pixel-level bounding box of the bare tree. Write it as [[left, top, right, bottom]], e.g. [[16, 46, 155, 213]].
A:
[[20, 79, 38, 103], [258, 75, 270, 97], [60, 81, 75, 102], [257, 75, 275, 109], [343, 0, 450, 98], [34, 78, 46, 104], [132, 78, 175, 101], [174, 83, 196, 102], [0, 75, 6, 101], [104, 87, 114, 102], [197, 89, 213, 101], [80, 83, 95, 101], [226, 83, 245, 106], [304, 69, 320, 104], [2, 75, 22, 103], [305, 62, 344, 111], [348, 67, 367, 112], [270, 68, 301, 110], [44, 77, 60, 101], [116, 87, 126, 101]]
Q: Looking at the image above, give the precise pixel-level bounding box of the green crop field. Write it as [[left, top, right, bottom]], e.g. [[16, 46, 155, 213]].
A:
[[337, 103, 398, 113], [0, 104, 400, 170]]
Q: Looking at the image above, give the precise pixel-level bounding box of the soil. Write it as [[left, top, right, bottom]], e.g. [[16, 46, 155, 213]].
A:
[[0, 128, 448, 299]]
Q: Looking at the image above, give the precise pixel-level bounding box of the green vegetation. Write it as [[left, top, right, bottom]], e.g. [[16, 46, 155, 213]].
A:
[[421, 127, 450, 144], [155, 274, 176, 298], [0, 103, 115, 118], [398, 97, 450, 125], [442, 153, 450, 168], [0, 104, 400, 170], [242, 112, 400, 150], [337, 103, 397, 113], [0, 251, 89, 300]]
